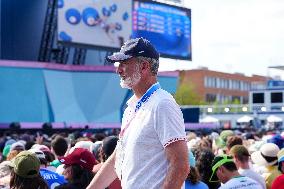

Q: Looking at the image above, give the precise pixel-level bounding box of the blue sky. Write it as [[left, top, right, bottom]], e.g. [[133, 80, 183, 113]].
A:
[[159, 0, 284, 79]]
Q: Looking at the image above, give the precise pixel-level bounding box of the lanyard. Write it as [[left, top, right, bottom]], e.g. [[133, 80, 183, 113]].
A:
[[119, 83, 161, 138]]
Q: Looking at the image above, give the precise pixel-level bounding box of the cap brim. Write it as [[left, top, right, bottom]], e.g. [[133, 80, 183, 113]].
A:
[[251, 151, 277, 166], [58, 156, 74, 165], [106, 52, 132, 63], [209, 169, 219, 182]]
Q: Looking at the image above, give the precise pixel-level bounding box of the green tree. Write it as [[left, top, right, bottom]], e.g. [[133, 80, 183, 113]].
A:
[[230, 98, 241, 113], [174, 83, 204, 105]]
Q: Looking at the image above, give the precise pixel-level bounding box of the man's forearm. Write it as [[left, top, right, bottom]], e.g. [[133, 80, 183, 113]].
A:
[[162, 141, 190, 189], [162, 162, 189, 189], [87, 151, 117, 189]]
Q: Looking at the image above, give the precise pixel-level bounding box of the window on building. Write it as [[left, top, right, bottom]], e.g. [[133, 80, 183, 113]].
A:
[[232, 80, 241, 90], [205, 77, 217, 88], [240, 82, 245, 91], [225, 80, 229, 89], [204, 77, 208, 87], [219, 78, 229, 89], [242, 82, 250, 91], [243, 96, 249, 104], [206, 93, 217, 103], [251, 82, 266, 90], [253, 93, 264, 103], [271, 92, 283, 103], [228, 80, 231, 89]]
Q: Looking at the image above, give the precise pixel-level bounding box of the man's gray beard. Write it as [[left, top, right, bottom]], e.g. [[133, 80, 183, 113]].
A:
[[120, 72, 141, 89], [120, 78, 132, 89]]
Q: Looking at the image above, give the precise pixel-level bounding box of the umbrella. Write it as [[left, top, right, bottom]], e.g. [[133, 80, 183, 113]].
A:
[[237, 115, 253, 123], [200, 116, 219, 123], [267, 115, 283, 123]]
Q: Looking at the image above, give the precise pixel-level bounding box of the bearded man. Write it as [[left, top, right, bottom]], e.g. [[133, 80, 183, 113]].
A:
[[87, 37, 189, 189]]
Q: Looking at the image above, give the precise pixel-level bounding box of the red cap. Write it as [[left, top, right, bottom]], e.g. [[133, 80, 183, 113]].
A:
[[59, 148, 96, 171]]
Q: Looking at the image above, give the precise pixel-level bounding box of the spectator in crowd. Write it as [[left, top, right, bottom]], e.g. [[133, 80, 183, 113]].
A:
[[195, 148, 220, 189], [73, 140, 93, 151], [197, 138, 212, 149], [4, 139, 16, 149], [87, 37, 189, 189], [214, 130, 234, 155], [229, 145, 266, 189], [24, 141, 36, 151], [271, 175, 284, 189], [55, 148, 96, 189], [91, 141, 103, 161], [50, 136, 68, 168], [29, 149, 67, 189], [226, 136, 243, 152], [6, 150, 21, 161], [210, 155, 262, 189], [10, 142, 25, 152], [93, 133, 107, 142], [267, 134, 284, 149], [93, 136, 121, 189], [251, 143, 281, 189], [10, 151, 48, 189], [30, 144, 56, 172], [0, 161, 13, 189], [271, 149, 284, 189], [277, 149, 284, 173], [2, 145, 11, 161], [42, 150, 55, 167], [185, 150, 208, 189], [6, 141, 26, 161]]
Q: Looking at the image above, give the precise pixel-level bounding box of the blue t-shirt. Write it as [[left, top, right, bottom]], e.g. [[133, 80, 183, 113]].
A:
[[40, 168, 67, 189], [185, 181, 209, 189]]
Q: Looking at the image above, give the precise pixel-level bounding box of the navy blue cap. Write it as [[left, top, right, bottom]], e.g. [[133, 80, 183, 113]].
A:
[[107, 38, 159, 63]]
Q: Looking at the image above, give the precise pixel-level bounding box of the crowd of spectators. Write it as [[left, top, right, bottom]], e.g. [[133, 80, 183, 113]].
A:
[[1, 128, 284, 189]]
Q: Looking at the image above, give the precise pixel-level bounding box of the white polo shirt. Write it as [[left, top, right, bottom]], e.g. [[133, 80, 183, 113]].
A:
[[238, 168, 266, 189], [115, 87, 186, 189]]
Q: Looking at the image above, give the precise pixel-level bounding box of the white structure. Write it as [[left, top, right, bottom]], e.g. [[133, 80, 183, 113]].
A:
[[267, 115, 283, 123], [237, 115, 253, 123], [181, 80, 284, 128], [200, 116, 219, 123]]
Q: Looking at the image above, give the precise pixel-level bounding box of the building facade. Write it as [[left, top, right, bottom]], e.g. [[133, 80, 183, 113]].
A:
[[179, 68, 268, 104]]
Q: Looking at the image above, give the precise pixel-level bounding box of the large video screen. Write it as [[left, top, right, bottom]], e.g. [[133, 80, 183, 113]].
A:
[[57, 0, 191, 60], [132, 0, 192, 60], [57, 0, 132, 49]]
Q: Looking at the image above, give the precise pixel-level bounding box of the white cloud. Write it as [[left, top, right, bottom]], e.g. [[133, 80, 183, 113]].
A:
[[159, 0, 284, 79]]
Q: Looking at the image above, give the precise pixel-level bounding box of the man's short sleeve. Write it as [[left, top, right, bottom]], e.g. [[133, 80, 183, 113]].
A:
[[154, 99, 187, 148]]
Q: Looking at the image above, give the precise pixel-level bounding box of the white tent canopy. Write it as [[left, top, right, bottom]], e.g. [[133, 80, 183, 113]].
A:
[[267, 115, 283, 122], [200, 116, 219, 123], [237, 115, 253, 123]]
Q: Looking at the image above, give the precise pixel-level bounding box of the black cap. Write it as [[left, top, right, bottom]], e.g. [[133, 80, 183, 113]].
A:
[[107, 37, 159, 63]]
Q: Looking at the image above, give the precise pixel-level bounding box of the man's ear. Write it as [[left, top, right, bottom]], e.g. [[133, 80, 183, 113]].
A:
[[218, 165, 225, 173], [141, 60, 151, 73]]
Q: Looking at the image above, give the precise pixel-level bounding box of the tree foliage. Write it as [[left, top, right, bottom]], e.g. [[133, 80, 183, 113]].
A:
[[174, 83, 204, 105]]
